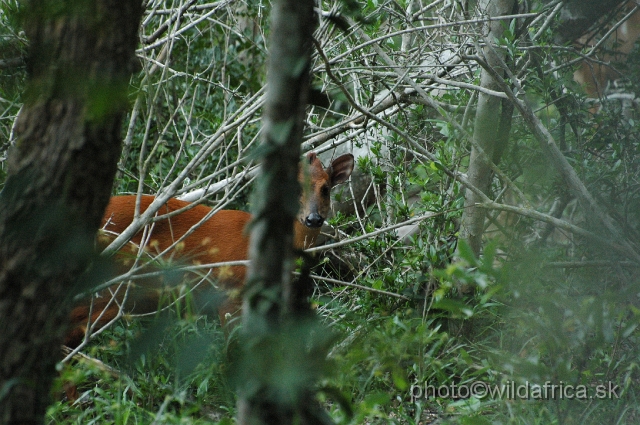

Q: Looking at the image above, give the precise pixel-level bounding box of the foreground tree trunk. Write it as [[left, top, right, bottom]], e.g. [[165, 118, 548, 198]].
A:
[[460, 0, 515, 256], [0, 0, 142, 422], [237, 0, 317, 424]]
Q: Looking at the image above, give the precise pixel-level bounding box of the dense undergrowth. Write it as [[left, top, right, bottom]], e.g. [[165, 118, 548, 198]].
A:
[[45, 224, 640, 424]]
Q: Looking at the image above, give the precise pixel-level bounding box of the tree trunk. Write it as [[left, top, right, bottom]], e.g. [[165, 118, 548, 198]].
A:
[[460, 0, 515, 256], [237, 0, 317, 424], [0, 0, 142, 422]]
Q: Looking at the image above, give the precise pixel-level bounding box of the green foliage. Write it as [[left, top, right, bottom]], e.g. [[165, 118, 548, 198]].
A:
[[2, 0, 638, 423], [48, 314, 233, 423]]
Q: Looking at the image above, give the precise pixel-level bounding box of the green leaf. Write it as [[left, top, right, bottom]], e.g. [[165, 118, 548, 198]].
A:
[[457, 240, 478, 266]]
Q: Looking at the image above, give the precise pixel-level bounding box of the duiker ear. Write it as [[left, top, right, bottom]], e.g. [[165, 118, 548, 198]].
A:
[[328, 154, 354, 187]]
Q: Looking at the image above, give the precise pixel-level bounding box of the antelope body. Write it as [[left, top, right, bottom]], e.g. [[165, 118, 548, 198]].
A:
[[573, 2, 640, 99], [65, 152, 354, 348]]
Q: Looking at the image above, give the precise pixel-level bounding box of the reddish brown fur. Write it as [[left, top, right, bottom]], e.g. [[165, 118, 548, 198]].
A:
[[65, 153, 354, 348]]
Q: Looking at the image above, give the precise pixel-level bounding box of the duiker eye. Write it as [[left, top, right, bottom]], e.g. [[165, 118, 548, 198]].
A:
[[321, 184, 330, 198]]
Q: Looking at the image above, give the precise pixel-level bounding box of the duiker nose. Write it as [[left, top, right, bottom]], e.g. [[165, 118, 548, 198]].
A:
[[305, 212, 324, 228]]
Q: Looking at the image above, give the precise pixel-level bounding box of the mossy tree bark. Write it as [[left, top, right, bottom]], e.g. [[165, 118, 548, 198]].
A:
[[237, 0, 318, 424], [0, 0, 142, 422], [460, 0, 515, 256]]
